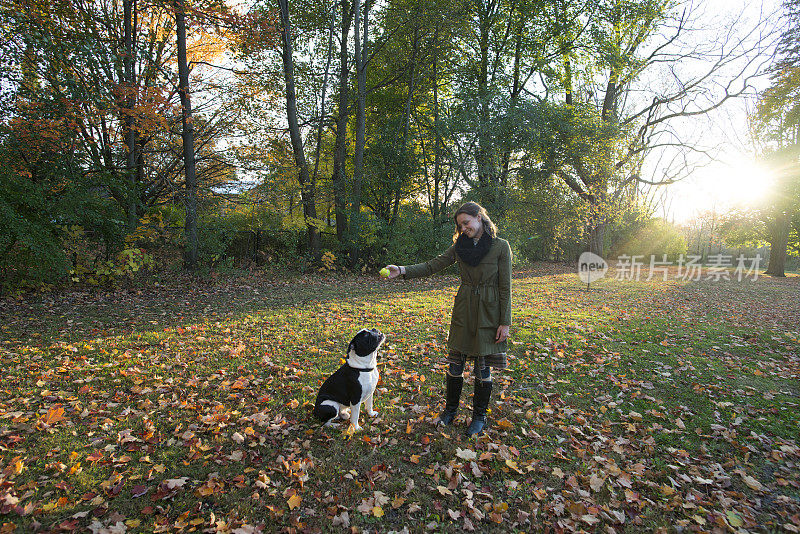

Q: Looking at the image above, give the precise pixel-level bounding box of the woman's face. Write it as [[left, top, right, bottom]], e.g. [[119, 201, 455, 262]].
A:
[[456, 213, 484, 239]]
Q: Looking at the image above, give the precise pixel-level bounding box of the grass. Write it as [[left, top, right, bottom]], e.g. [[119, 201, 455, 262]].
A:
[[0, 263, 799, 532]]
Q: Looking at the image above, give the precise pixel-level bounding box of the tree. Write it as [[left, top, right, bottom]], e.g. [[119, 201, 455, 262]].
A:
[[511, 0, 778, 256], [175, 0, 199, 270], [753, 0, 800, 276], [277, 0, 321, 260], [349, 0, 370, 267], [761, 148, 799, 276]]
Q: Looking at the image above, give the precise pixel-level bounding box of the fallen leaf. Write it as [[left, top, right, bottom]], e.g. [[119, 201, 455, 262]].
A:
[[456, 448, 477, 461], [741, 474, 765, 491], [726, 510, 743, 527]]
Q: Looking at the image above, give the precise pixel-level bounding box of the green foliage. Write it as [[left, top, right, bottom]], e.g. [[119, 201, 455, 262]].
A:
[[369, 202, 455, 270], [0, 128, 127, 293], [362, 117, 417, 222], [719, 208, 768, 249], [515, 100, 624, 180], [507, 177, 588, 262], [608, 215, 687, 261], [194, 194, 336, 267]]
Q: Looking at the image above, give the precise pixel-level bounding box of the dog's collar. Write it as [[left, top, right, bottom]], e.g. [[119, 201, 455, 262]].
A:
[[346, 363, 375, 372]]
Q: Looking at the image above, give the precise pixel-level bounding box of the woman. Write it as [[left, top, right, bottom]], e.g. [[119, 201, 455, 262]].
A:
[[384, 202, 512, 437]]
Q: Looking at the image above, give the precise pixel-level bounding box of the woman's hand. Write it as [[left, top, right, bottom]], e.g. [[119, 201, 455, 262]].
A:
[[385, 265, 402, 279], [495, 325, 510, 343]]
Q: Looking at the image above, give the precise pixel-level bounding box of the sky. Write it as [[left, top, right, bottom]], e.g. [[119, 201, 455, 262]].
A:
[[666, 155, 776, 223], [657, 0, 784, 224]]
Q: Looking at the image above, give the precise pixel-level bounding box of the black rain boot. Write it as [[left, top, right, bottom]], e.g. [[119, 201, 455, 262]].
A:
[[466, 380, 492, 438], [436, 374, 463, 425]]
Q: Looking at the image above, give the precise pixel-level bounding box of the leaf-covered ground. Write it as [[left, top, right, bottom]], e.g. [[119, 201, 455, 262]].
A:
[[1, 264, 799, 533]]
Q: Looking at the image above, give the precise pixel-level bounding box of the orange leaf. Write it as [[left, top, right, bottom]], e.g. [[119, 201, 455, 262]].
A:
[[496, 419, 513, 430], [42, 405, 66, 425]]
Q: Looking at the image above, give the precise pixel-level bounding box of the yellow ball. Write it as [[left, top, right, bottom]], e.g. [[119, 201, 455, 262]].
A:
[[379, 267, 390, 278]]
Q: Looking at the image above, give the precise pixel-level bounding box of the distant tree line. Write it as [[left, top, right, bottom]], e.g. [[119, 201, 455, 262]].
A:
[[0, 0, 792, 292]]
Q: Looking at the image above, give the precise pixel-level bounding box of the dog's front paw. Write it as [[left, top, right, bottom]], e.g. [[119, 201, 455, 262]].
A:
[[339, 410, 351, 421], [367, 410, 378, 417], [349, 424, 363, 433]]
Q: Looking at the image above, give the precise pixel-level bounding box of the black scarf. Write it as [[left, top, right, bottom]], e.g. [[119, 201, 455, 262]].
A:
[[455, 232, 492, 267]]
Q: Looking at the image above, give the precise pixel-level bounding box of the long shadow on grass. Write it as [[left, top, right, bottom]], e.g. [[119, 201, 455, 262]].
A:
[[1, 266, 574, 347]]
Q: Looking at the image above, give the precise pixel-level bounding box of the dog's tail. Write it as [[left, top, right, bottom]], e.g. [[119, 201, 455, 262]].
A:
[[313, 403, 337, 424]]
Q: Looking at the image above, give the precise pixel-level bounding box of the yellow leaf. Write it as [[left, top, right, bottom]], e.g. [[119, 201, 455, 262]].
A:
[[126, 520, 141, 528], [287, 494, 301, 510], [10, 458, 24, 475], [436, 486, 452, 496], [372, 506, 384, 517], [494, 502, 509, 513], [409, 455, 420, 464], [42, 501, 57, 512]]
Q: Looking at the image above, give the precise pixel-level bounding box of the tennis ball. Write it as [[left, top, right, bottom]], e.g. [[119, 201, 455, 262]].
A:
[[379, 267, 390, 278]]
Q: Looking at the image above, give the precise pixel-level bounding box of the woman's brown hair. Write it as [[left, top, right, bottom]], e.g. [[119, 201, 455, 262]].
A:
[[452, 202, 498, 242]]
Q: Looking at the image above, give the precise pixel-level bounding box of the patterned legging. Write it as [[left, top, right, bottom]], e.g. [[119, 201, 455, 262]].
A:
[[447, 353, 492, 383]]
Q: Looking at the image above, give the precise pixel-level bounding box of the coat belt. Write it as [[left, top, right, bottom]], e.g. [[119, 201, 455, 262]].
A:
[[462, 282, 492, 295]]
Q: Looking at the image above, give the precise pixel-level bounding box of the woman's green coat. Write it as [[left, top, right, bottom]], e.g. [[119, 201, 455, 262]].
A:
[[404, 238, 512, 357]]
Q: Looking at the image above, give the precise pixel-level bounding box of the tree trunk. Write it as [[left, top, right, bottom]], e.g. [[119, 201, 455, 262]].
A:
[[588, 221, 605, 256], [475, 5, 494, 209], [498, 21, 524, 218], [350, 0, 368, 268], [331, 0, 352, 245], [431, 24, 442, 223], [402, 20, 419, 146], [312, 12, 335, 187], [175, 0, 198, 271], [765, 211, 790, 277], [123, 0, 138, 229], [387, 18, 418, 232], [278, 0, 320, 260], [587, 188, 607, 256], [432, 24, 441, 223]]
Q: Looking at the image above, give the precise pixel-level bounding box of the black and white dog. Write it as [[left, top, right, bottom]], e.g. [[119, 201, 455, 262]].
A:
[[313, 328, 385, 431]]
